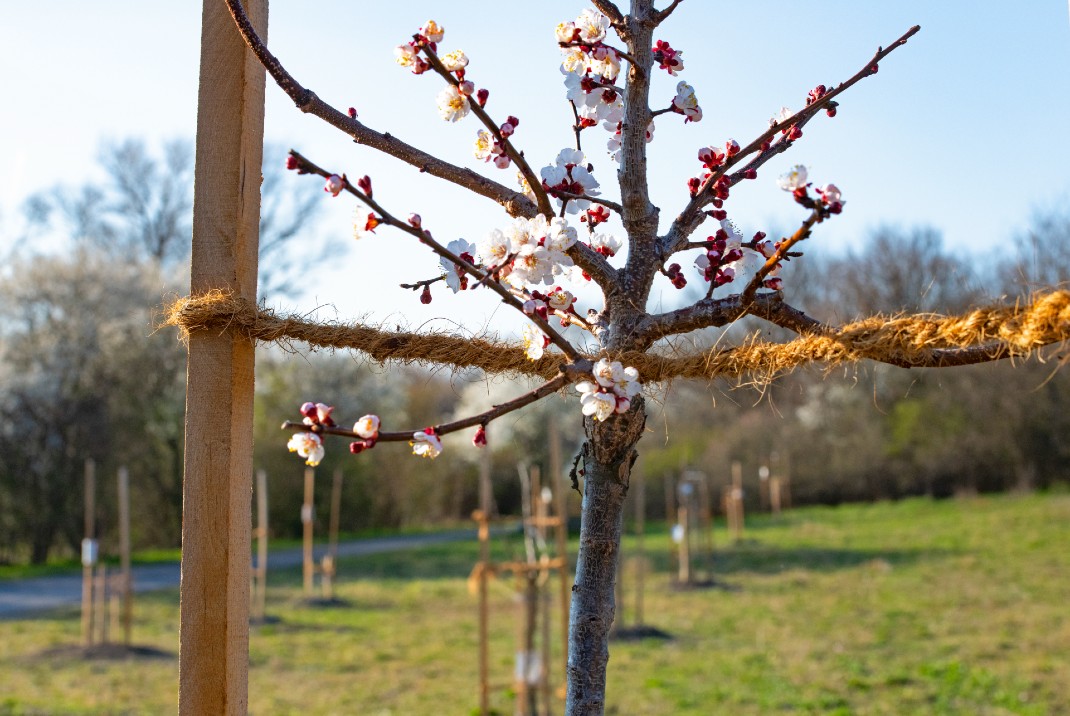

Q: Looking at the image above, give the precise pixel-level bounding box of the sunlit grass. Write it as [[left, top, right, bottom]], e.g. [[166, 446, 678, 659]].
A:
[[1, 493, 1068, 714]]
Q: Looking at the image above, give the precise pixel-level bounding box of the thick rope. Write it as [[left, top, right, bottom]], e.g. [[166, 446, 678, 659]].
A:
[[163, 289, 1070, 383]]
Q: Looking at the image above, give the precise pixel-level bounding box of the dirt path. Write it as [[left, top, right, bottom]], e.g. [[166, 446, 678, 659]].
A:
[[0, 529, 482, 619]]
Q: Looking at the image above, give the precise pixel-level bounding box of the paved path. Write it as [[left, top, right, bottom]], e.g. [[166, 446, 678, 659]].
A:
[[0, 529, 483, 620]]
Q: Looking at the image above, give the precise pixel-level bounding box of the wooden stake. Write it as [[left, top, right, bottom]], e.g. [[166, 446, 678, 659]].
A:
[[253, 469, 268, 621], [302, 467, 315, 596], [323, 468, 343, 599], [634, 466, 645, 627], [548, 416, 570, 697], [117, 466, 132, 647], [81, 458, 96, 649], [477, 447, 491, 716], [731, 461, 744, 543], [180, 0, 266, 711]]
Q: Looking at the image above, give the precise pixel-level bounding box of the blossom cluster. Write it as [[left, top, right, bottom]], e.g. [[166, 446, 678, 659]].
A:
[[540, 148, 600, 214], [479, 212, 578, 290], [575, 359, 641, 421], [777, 164, 846, 214], [694, 220, 746, 287]]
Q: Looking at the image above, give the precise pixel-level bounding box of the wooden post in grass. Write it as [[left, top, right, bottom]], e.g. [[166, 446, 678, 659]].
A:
[[96, 564, 108, 645], [81, 458, 96, 648], [179, 0, 265, 710], [548, 416, 570, 697], [477, 446, 492, 716], [117, 466, 132, 647], [731, 461, 745, 543], [302, 467, 315, 596], [252, 469, 268, 621], [770, 476, 782, 515], [322, 468, 343, 599], [677, 479, 693, 585], [634, 465, 646, 627], [758, 464, 770, 512]]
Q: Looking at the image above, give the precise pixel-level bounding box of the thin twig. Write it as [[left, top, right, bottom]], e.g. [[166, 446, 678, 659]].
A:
[[739, 208, 822, 306], [284, 372, 575, 443]]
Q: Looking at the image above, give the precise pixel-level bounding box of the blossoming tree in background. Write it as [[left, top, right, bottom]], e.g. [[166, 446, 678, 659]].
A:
[[220, 1, 1064, 713]]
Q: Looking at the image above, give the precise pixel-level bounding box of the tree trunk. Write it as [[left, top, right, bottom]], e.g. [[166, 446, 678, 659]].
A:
[[566, 397, 646, 715]]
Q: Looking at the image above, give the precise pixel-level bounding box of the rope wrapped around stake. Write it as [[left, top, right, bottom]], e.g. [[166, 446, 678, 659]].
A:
[[162, 289, 1070, 384]]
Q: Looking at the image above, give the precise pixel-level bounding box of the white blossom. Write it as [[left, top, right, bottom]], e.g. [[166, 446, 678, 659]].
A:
[[777, 165, 808, 192], [394, 43, 417, 67], [411, 430, 443, 459], [575, 8, 609, 44], [440, 50, 469, 72], [576, 381, 616, 421], [436, 85, 470, 122], [479, 227, 512, 267], [287, 432, 324, 466], [421, 20, 444, 43], [590, 232, 622, 257], [353, 415, 380, 439], [522, 322, 549, 361], [672, 81, 702, 122], [440, 238, 476, 293]]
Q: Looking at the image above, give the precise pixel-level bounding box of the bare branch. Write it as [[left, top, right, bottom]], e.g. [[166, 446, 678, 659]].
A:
[[590, 0, 625, 26], [662, 25, 921, 254], [653, 0, 684, 24], [283, 371, 576, 443], [223, 0, 536, 219], [739, 208, 822, 305]]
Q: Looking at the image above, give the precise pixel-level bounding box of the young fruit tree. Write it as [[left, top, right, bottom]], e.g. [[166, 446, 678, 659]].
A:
[[179, 1, 1070, 713]]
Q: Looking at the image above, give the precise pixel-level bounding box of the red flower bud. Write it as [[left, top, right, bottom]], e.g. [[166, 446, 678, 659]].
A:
[[347, 107, 358, 119], [476, 88, 489, 107], [420, 286, 432, 304], [742, 168, 757, 180], [285, 155, 299, 171], [473, 425, 488, 448]]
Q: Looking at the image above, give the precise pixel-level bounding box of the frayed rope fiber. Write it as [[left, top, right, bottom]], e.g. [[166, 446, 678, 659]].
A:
[[163, 289, 1070, 383]]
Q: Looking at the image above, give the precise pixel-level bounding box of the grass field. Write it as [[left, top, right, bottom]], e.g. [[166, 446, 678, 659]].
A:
[[1, 492, 1068, 714]]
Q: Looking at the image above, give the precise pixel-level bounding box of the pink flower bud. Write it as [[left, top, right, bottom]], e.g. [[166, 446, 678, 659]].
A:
[[506, 116, 520, 129], [300, 402, 317, 419], [725, 139, 741, 157], [493, 154, 511, 169], [476, 88, 489, 107], [420, 286, 432, 304], [458, 80, 475, 96], [499, 122, 515, 138], [408, 213, 422, 228], [324, 174, 344, 197]]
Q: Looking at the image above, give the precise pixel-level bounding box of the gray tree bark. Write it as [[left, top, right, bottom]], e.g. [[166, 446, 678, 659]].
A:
[[565, 397, 646, 715]]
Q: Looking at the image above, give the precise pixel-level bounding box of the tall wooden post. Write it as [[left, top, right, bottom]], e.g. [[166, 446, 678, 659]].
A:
[[302, 467, 316, 596], [81, 459, 96, 648], [117, 466, 133, 647], [323, 468, 343, 598], [180, 0, 266, 712]]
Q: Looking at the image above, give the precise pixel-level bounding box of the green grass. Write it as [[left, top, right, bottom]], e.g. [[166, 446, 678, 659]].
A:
[[2, 493, 1068, 714]]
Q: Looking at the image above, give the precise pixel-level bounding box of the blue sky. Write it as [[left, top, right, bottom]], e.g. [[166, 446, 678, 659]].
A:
[[3, 2, 1068, 331]]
